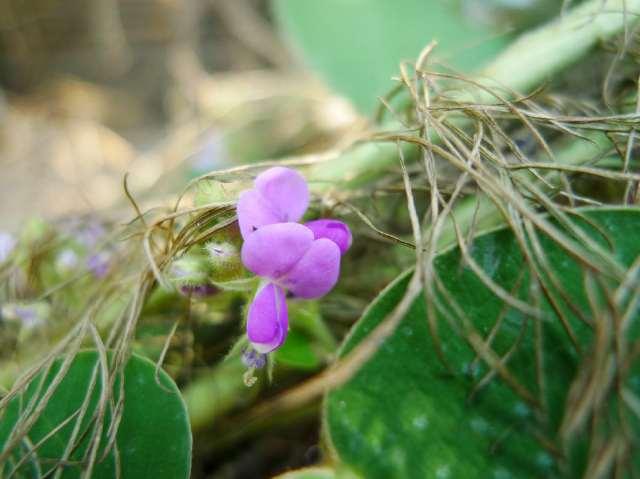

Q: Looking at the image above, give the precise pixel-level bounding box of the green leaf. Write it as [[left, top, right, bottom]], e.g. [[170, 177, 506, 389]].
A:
[[273, 0, 507, 114], [275, 330, 320, 370], [0, 350, 191, 478], [275, 301, 338, 370], [325, 208, 640, 478]]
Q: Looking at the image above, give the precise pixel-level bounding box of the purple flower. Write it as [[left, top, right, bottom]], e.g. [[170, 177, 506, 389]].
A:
[[237, 167, 351, 354], [0, 232, 16, 263], [86, 251, 111, 278]]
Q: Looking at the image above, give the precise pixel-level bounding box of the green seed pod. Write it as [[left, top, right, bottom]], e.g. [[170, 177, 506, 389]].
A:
[[168, 254, 212, 289], [205, 241, 243, 282]]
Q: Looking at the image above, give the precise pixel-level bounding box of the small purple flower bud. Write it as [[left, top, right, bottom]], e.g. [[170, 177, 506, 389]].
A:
[[0, 232, 16, 263], [87, 251, 111, 278], [241, 348, 267, 369], [304, 219, 352, 254]]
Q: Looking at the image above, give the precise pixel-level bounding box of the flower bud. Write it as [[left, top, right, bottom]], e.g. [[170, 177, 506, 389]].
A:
[[169, 253, 216, 297], [241, 348, 267, 369], [205, 241, 242, 282]]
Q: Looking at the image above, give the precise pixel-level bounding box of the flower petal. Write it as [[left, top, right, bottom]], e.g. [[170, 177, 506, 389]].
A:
[[255, 167, 309, 223], [304, 219, 352, 254], [278, 238, 341, 299], [236, 189, 280, 239], [247, 283, 288, 353], [241, 222, 314, 279]]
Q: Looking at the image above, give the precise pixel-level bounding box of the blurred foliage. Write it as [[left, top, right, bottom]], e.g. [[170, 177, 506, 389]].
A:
[[273, 0, 507, 114]]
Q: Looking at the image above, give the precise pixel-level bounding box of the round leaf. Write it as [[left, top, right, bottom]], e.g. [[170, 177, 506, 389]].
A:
[[325, 208, 640, 478], [0, 350, 192, 478]]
